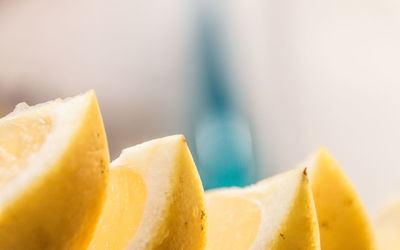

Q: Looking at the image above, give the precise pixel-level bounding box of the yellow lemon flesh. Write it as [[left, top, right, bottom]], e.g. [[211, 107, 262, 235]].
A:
[[88, 166, 146, 249], [89, 135, 206, 250], [207, 196, 261, 250], [206, 168, 320, 250], [0, 91, 109, 250], [0, 115, 51, 187], [310, 149, 375, 250]]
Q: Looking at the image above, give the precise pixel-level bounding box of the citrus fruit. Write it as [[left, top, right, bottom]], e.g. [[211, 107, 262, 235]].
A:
[[0, 90, 109, 249], [88, 135, 206, 250], [205, 168, 320, 250]]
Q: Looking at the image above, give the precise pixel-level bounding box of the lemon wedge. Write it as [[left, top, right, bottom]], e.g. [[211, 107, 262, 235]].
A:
[[88, 135, 207, 250], [374, 198, 400, 250], [309, 149, 375, 250], [0, 90, 109, 249], [205, 168, 320, 250]]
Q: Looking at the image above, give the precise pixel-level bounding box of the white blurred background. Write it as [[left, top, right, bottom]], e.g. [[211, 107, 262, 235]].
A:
[[1, 0, 400, 213]]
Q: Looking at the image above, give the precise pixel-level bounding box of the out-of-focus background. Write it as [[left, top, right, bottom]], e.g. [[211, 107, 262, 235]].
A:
[[1, 0, 400, 213]]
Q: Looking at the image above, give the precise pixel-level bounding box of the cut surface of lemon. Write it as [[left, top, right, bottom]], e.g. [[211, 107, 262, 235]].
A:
[[308, 149, 375, 250], [205, 168, 320, 250], [88, 135, 207, 250], [374, 199, 400, 250], [0, 90, 109, 249]]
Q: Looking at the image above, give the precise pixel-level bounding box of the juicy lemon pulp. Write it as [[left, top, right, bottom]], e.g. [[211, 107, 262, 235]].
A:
[[88, 165, 147, 249], [0, 91, 109, 250], [0, 115, 51, 188], [206, 195, 261, 250]]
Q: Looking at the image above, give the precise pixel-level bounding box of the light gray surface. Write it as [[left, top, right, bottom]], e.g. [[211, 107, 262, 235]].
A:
[[1, 0, 400, 213]]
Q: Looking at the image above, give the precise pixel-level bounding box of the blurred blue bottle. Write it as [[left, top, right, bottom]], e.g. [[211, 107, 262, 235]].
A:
[[188, 2, 257, 190]]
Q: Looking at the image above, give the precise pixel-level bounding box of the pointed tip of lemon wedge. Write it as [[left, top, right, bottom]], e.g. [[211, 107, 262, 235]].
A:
[[309, 149, 375, 250], [89, 135, 207, 250], [205, 167, 320, 250]]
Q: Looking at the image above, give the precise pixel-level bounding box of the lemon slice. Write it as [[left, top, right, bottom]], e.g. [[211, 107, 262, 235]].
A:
[[308, 149, 375, 250], [374, 198, 400, 250], [0, 90, 109, 249], [88, 135, 207, 250], [205, 168, 320, 250]]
